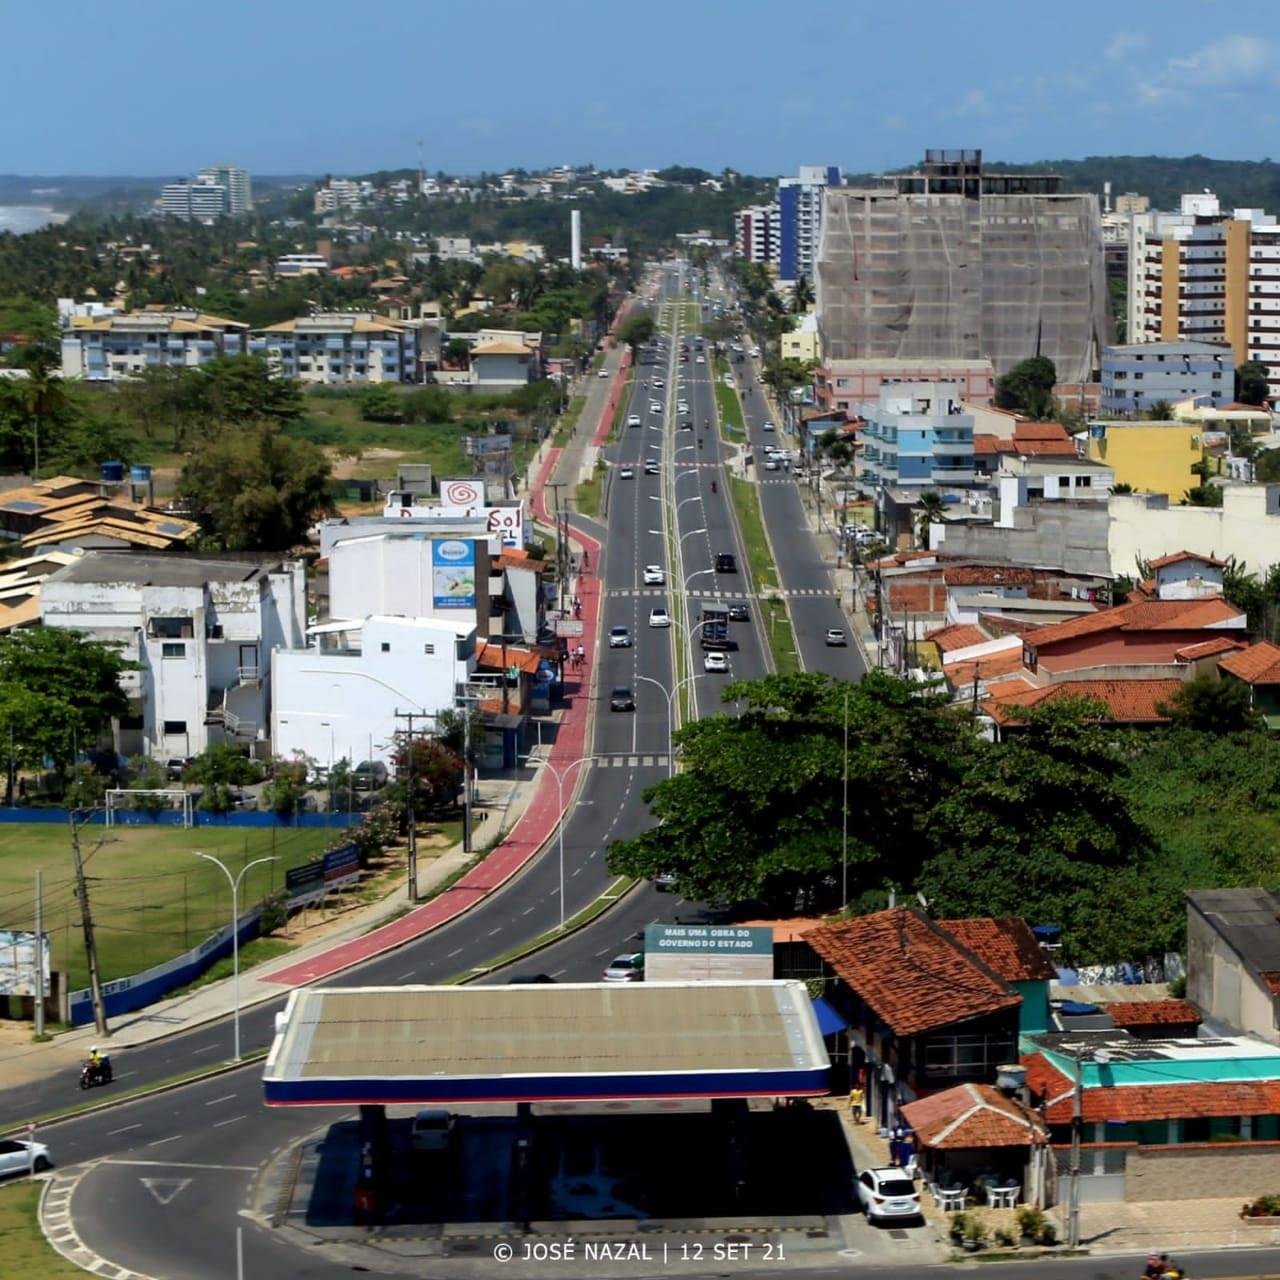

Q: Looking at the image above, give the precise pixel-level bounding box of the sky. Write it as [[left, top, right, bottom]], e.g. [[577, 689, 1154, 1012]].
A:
[[7, 0, 1279, 178]]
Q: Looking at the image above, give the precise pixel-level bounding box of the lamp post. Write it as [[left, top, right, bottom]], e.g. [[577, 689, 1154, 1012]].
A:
[[193, 852, 278, 1063], [529, 754, 593, 930], [636, 669, 702, 778]]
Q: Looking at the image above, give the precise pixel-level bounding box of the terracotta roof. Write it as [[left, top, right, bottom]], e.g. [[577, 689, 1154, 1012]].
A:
[[943, 565, 1036, 588], [1022, 597, 1244, 649], [737, 917, 829, 943], [1220, 642, 1280, 685], [902, 1083, 1047, 1150], [944, 649, 1028, 688], [1148, 550, 1227, 571], [983, 678, 1183, 727], [1175, 637, 1245, 662], [1102, 999, 1201, 1029], [925, 623, 988, 653], [805, 907, 1020, 1038], [937, 918, 1057, 982], [494, 550, 544, 572], [1023, 1052, 1280, 1125], [1014, 423, 1072, 442], [475, 641, 541, 674], [973, 435, 1007, 457]]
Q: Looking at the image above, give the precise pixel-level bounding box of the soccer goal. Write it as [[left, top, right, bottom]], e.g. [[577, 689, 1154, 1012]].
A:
[[104, 789, 195, 827]]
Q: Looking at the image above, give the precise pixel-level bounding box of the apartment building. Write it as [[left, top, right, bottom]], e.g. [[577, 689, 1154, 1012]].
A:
[[817, 149, 1109, 383], [857, 381, 976, 490], [816, 358, 995, 416], [735, 203, 779, 266], [1101, 340, 1232, 415], [777, 165, 841, 284], [40, 552, 305, 759], [60, 307, 249, 381], [1130, 191, 1280, 398], [250, 313, 417, 384], [198, 165, 252, 215], [160, 164, 251, 220]]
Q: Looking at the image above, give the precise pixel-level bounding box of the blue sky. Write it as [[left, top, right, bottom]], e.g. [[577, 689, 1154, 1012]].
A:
[[9, 0, 1278, 177]]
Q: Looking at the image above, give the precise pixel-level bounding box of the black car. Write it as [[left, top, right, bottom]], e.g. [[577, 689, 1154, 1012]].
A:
[[728, 603, 749, 621], [715, 552, 737, 573], [610, 686, 636, 712], [507, 973, 557, 984]]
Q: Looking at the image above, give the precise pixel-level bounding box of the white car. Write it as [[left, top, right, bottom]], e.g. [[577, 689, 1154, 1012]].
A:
[[855, 1168, 921, 1223], [609, 626, 632, 648], [653, 378, 665, 389], [695, 355, 705, 364], [762, 421, 776, 432], [764, 458, 779, 471], [597, 369, 609, 379], [704, 651, 729, 673], [677, 401, 689, 413], [649, 401, 662, 413], [643, 565, 665, 585], [619, 467, 634, 479], [627, 414, 641, 428], [0, 1137, 50, 1176], [644, 460, 660, 475], [649, 607, 671, 628]]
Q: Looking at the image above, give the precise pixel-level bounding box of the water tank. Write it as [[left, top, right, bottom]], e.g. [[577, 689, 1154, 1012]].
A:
[[100, 460, 125, 483], [129, 464, 152, 484], [996, 1064, 1027, 1093]]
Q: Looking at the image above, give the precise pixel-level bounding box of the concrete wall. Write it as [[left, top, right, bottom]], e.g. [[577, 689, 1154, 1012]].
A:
[[933, 502, 1112, 578], [1187, 904, 1279, 1043], [1126, 1143, 1280, 1201]]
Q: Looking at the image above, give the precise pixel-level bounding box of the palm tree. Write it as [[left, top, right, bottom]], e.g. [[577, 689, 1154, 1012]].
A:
[[792, 275, 814, 313], [914, 491, 946, 547], [11, 349, 68, 478]]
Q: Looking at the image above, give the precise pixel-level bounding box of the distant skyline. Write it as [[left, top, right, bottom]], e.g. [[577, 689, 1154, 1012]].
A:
[[8, 0, 1280, 178]]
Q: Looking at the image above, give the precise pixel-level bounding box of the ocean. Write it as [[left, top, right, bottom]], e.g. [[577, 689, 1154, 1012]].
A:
[[0, 206, 68, 235]]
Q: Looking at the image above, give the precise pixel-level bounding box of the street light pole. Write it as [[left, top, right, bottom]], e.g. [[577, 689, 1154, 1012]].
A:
[[529, 755, 593, 930], [193, 852, 278, 1063]]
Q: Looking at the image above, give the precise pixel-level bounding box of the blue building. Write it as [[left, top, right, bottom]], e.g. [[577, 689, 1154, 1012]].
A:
[[858, 381, 976, 489], [777, 165, 842, 284], [1101, 340, 1232, 416], [60, 308, 248, 382]]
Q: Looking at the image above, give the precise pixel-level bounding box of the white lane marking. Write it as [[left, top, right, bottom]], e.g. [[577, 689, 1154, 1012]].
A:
[[447, 947, 463, 957], [146, 1134, 183, 1147], [395, 970, 415, 981], [522, 905, 536, 916], [212, 1114, 245, 1128], [107, 1123, 141, 1135], [203, 1094, 237, 1107], [189, 1044, 218, 1056], [105, 1159, 259, 1171]]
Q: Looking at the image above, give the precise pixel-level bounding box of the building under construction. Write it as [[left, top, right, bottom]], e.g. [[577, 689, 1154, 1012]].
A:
[[815, 150, 1110, 383]]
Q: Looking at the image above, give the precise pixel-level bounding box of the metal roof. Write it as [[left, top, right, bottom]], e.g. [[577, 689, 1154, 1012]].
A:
[[263, 982, 829, 1107]]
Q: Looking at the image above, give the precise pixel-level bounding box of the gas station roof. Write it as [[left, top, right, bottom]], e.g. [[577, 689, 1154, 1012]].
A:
[[263, 981, 830, 1106]]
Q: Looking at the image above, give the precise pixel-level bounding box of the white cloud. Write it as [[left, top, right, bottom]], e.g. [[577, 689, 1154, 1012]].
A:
[[1105, 31, 1147, 62], [1170, 33, 1274, 86], [955, 89, 992, 117], [883, 114, 907, 131]]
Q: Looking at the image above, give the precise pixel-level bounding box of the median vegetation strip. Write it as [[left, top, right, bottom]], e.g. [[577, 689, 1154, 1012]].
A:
[[0, 1183, 85, 1280], [713, 356, 741, 442], [607, 365, 634, 442], [575, 460, 604, 518], [727, 477, 800, 675], [552, 394, 586, 445]]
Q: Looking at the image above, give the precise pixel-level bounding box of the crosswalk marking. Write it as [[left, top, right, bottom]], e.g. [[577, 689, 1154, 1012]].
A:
[[589, 754, 669, 769], [605, 586, 835, 600]]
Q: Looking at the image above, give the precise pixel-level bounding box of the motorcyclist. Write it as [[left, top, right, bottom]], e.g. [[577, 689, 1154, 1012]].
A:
[[711, 479, 717, 493]]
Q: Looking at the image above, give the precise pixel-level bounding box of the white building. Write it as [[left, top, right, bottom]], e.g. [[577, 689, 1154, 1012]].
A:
[[40, 552, 305, 760], [60, 307, 249, 382], [736, 203, 779, 266], [198, 164, 252, 215], [161, 178, 228, 221], [994, 455, 1114, 528], [272, 615, 476, 770], [274, 253, 329, 277]]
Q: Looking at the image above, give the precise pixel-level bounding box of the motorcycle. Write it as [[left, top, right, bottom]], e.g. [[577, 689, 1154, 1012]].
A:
[[711, 480, 717, 493], [80, 1057, 113, 1090]]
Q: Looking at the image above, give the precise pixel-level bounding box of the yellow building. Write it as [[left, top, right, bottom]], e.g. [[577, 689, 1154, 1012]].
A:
[[780, 313, 820, 363], [1085, 420, 1204, 500]]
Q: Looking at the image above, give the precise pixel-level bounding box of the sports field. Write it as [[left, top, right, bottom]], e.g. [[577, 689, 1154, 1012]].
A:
[[0, 823, 340, 990]]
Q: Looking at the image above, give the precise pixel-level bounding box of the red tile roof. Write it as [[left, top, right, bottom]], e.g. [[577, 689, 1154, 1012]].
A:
[[943, 565, 1037, 587], [805, 908, 1021, 1038], [1220, 642, 1280, 685], [1014, 423, 1072, 442], [1022, 598, 1244, 649], [983, 678, 1183, 726], [902, 1082, 1047, 1150], [1023, 1052, 1280, 1125], [1148, 550, 1227, 571], [1175, 637, 1245, 662], [944, 649, 1028, 689], [1102, 999, 1201, 1029], [926, 623, 988, 653], [475, 641, 541, 674], [938, 918, 1057, 982]]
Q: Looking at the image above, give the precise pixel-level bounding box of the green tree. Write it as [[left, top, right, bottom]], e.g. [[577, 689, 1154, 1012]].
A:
[[0, 628, 132, 777], [181, 744, 264, 787], [179, 422, 333, 550], [1158, 675, 1257, 734], [616, 311, 655, 362], [198, 355, 304, 425], [356, 383, 404, 423], [791, 275, 814, 313], [385, 736, 464, 822], [915, 491, 947, 546], [994, 356, 1057, 420], [1236, 360, 1270, 406], [444, 337, 472, 367], [262, 758, 308, 816], [1147, 399, 1174, 420]]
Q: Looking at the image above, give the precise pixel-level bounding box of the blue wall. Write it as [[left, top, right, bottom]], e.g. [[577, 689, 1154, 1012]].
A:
[[0, 807, 352, 828], [778, 184, 800, 281]]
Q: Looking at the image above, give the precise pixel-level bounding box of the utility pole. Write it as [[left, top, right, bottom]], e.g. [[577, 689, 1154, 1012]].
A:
[[462, 701, 474, 854], [1067, 1051, 1083, 1248], [33, 869, 44, 1037], [393, 711, 421, 901], [547, 481, 567, 614], [841, 689, 849, 910], [69, 811, 107, 1036]]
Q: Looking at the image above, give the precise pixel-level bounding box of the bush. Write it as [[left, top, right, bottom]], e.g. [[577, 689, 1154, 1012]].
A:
[[259, 889, 288, 936], [948, 1211, 968, 1239], [993, 1227, 1015, 1247], [1016, 1207, 1045, 1239], [964, 1213, 987, 1244], [1038, 1220, 1058, 1246]]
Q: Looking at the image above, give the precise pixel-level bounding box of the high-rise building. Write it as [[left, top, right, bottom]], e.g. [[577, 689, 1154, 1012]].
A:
[[816, 149, 1109, 383], [735, 203, 779, 266], [777, 164, 841, 283], [197, 164, 253, 214], [1129, 191, 1280, 398]]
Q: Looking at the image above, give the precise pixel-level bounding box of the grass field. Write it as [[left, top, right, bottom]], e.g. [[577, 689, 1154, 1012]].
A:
[[0, 823, 340, 989], [728, 477, 800, 676], [0, 1183, 83, 1279]]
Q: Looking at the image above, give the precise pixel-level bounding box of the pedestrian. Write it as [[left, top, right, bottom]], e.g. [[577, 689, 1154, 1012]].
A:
[[582, 549, 590, 571], [576, 643, 586, 667], [847, 1083, 864, 1125]]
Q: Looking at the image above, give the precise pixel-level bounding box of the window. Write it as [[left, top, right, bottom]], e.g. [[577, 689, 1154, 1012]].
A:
[[163, 720, 187, 735], [381, 642, 390, 653], [161, 642, 186, 659], [423, 643, 435, 655]]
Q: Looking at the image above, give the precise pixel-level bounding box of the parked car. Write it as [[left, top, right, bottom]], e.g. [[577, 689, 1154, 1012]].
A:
[[0, 1138, 50, 1177], [704, 651, 729, 673], [507, 973, 557, 984], [602, 952, 644, 982], [855, 1168, 922, 1223], [764, 458, 779, 471], [165, 757, 193, 782], [410, 1109, 455, 1153], [352, 760, 389, 791], [608, 626, 632, 648], [825, 628, 848, 647], [643, 565, 666, 585], [610, 686, 635, 712]]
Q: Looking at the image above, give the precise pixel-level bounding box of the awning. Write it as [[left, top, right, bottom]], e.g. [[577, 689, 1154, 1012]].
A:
[[811, 996, 847, 1038]]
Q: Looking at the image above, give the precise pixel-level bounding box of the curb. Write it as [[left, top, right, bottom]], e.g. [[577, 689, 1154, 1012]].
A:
[[41, 1168, 160, 1280]]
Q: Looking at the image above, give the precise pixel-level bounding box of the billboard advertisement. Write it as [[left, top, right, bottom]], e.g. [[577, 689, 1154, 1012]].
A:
[[432, 539, 476, 608], [643, 924, 774, 982], [0, 929, 50, 997], [322, 845, 361, 891], [439, 477, 485, 509]]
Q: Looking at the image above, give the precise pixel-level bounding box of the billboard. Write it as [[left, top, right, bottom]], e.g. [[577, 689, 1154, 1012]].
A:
[[431, 539, 476, 608], [643, 924, 774, 982], [323, 845, 361, 891], [286, 859, 325, 907], [0, 929, 50, 997], [439, 477, 485, 509]]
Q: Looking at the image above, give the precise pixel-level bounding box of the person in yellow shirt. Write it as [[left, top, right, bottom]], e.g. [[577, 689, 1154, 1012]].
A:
[[848, 1084, 864, 1124]]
